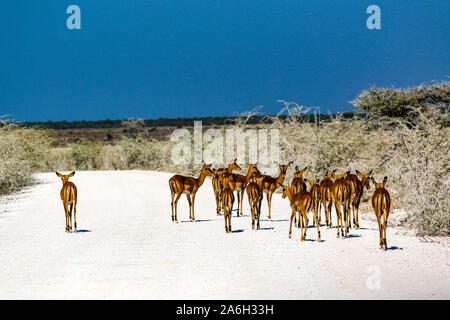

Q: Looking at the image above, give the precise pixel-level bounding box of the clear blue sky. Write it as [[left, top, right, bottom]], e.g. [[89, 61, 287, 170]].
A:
[[0, 1, 448, 121]]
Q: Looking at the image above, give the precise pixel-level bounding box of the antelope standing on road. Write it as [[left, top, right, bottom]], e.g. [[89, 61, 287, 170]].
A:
[[56, 172, 78, 233], [212, 168, 227, 215], [371, 176, 391, 250], [230, 163, 261, 216], [221, 172, 235, 233], [291, 166, 308, 194], [319, 170, 335, 227], [305, 179, 321, 227], [331, 172, 351, 238], [346, 170, 372, 229], [281, 184, 320, 241], [169, 164, 214, 222], [212, 160, 241, 215], [246, 172, 263, 230], [258, 162, 293, 220]]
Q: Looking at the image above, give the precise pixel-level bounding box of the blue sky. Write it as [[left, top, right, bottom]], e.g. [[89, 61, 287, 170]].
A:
[[0, 1, 448, 121]]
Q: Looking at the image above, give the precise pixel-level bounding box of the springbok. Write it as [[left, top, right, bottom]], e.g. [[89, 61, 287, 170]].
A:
[[371, 176, 391, 250], [346, 170, 372, 229], [56, 172, 78, 232], [169, 164, 214, 222], [281, 184, 320, 241]]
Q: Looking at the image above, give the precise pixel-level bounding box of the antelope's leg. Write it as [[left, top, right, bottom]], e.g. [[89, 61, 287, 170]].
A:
[[267, 191, 273, 220], [375, 211, 383, 249], [223, 209, 228, 233], [185, 193, 192, 220], [68, 203, 73, 232], [235, 191, 240, 217], [355, 196, 361, 228], [335, 202, 341, 237], [289, 210, 295, 238], [312, 207, 321, 241], [299, 211, 304, 241], [191, 194, 197, 221], [383, 212, 388, 250], [64, 203, 69, 232], [174, 193, 182, 222], [73, 201, 77, 231], [328, 201, 333, 227], [239, 189, 244, 216], [170, 190, 175, 221]]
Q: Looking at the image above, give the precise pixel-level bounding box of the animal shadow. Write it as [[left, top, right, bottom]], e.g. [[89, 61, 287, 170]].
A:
[[386, 246, 403, 251]]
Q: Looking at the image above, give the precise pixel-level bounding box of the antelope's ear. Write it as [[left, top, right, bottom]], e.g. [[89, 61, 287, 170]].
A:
[[288, 161, 293, 166], [383, 176, 388, 184], [302, 166, 308, 172], [370, 177, 376, 184], [68, 171, 75, 177], [295, 166, 299, 171], [369, 170, 373, 175], [356, 170, 362, 177], [56, 172, 62, 177]]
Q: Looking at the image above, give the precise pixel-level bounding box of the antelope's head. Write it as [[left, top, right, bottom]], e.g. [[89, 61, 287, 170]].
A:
[[294, 165, 308, 179], [280, 184, 291, 199], [248, 163, 261, 176], [228, 159, 241, 172], [371, 176, 387, 189], [332, 171, 349, 181], [305, 178, 319, 187], [213, 168, 227, 178], [357, 170, 373, 190], [323, 169, 336, 180], [279, 162, 293, 177], [56, 172, 75, 185], [202, 164, 215, 177]]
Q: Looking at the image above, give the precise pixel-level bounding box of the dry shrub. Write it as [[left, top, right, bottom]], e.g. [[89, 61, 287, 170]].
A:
[[0, 122, 52, 195], [252, 101, 449, 236]]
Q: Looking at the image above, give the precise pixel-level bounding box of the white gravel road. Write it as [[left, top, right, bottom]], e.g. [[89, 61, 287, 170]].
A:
[[0, 171, 448, 299]]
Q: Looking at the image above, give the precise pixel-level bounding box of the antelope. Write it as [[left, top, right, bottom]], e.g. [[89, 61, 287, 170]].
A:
[[212, 160, 241, 215], [305, 179, 321, 227], [258, 162, 293, 219], [221, 172, 235, 233], [281, 184, 320, 241], [246, 172, 263, 230], [212, 168, 227, 215], [346, 170, 372, 229], [331, 171, 351, 238], [56, 172, 78, 232], [231, 163, 261, 217], [371, 176, 391, 250], [169, 164, 215, 222], [319, 170, 335, 227], [291, 166, 308, 194]]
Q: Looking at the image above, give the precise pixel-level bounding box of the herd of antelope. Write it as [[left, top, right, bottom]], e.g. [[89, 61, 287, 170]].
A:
[[168, 160, 392, 250], [53, 162, 391, 250]]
